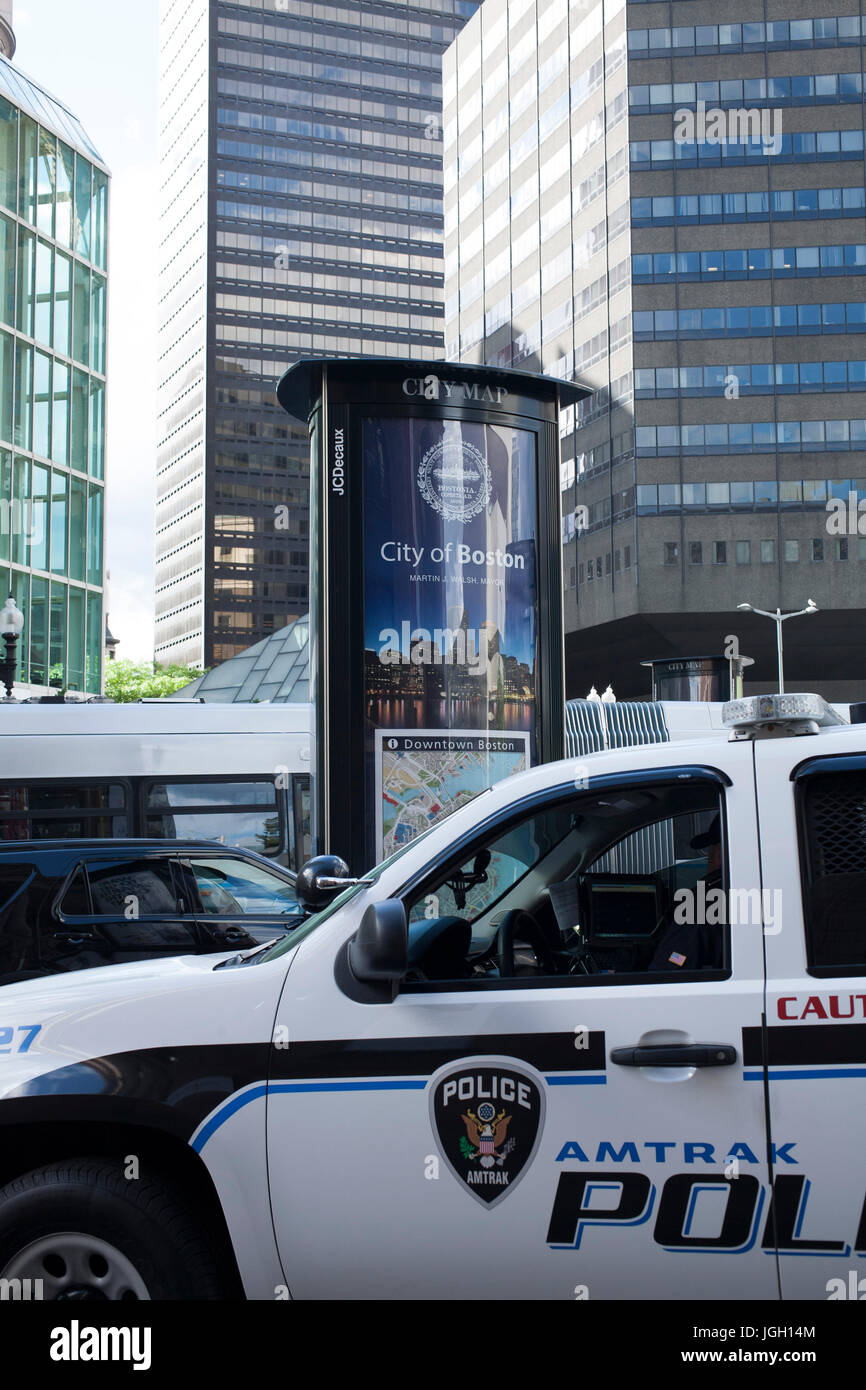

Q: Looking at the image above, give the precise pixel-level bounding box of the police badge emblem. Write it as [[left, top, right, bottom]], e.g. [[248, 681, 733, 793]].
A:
[[428, 1056, 545, 1208]]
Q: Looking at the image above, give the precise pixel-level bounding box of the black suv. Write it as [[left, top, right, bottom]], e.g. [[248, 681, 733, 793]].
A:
[[0, 840, 303, 985]]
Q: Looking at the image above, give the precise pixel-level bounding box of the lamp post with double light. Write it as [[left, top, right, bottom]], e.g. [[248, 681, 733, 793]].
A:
[[735, 599, 818, 695], [0, 597, 24, 699]]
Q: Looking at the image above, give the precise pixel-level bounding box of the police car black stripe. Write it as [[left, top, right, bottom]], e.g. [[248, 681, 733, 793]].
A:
[[743, 1022, 866, 1067], [269, 1030, 606, 1079], [0, 1031, 607, 1144], [1, 1044, 269, 1140]]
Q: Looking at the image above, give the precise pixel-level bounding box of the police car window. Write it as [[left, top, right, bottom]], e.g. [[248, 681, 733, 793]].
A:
[[798, 768, 866, 970], [402, 782, 727, 986], [257, 811, 456, 963], [408, 807, 574, 927]]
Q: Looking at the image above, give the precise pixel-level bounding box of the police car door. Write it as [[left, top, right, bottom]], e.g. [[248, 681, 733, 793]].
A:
[[756, 736, 866, 1299], [268, 749, 775, 1299]]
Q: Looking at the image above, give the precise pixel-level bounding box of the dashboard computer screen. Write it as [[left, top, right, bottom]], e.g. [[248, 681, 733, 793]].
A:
[[588, 881, 660, 939]]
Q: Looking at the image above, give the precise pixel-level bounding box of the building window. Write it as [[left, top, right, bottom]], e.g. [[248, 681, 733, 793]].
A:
[[605, 552, 612, 575], [811, 538, 824, 561], [586, 560, 593, 582], [614, 549, 621, 572], [713, 540, 727, 564], [624, 545, 632, 568], [663, 542, 679, 565], [835, 537, 848, 560], [569, 564, 576, 588], [760, 540, 776, 562], [596, 556, 603, 578], [689, 541, 702, 564], [735, 540, 751, 564], [784, 539, 800, 561]]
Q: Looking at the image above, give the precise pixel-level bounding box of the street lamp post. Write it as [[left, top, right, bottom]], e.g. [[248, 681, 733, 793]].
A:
[[736, 599, 818, 694], [0, 597, 25, 699]]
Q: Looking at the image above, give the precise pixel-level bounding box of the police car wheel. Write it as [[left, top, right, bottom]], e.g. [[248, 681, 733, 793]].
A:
[[0, 1159, 226, 1300]]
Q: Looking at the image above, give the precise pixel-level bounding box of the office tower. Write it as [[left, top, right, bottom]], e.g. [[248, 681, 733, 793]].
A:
[[0, 40, 108, 694], [156, 0, 479, 669], [445, 0, 866, 700]]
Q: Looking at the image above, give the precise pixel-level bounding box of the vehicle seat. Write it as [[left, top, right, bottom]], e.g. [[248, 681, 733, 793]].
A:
[[407, 916, 471, 979]]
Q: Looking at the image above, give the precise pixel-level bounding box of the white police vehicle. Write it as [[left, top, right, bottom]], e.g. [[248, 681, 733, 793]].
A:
[[0, 692, 863, 1301]]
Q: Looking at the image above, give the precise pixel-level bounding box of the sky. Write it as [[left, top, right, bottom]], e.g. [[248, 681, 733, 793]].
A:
[[14, 0, 159, 661]]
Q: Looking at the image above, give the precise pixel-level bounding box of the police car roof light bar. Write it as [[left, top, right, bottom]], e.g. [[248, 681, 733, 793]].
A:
[[722, 693, 848, 739]]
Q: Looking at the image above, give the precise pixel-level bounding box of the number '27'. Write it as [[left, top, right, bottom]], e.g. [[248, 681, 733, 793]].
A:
[[0, 1025, 41, 1053]]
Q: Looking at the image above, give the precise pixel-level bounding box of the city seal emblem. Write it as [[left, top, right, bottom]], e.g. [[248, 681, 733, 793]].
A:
[[428, 1056, 545, 1207], [417, 439, 491, 523]]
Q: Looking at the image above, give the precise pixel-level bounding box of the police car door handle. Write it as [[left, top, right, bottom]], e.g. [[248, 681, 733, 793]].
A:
[[610, 1044, 737, 1068]]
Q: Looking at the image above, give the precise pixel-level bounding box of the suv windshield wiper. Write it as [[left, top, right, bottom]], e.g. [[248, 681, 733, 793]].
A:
[[213, 941, 274, 970]]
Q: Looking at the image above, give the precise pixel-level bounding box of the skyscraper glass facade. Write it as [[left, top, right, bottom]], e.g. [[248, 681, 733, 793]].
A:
[[444, 0, 866, 700], [157, 0, 478, 670], [0, 55, 107, 694]]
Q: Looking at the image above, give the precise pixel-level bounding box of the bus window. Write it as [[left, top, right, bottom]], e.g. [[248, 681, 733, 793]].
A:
[[292, 775, 311, 870], [142, 779, 288, 864], [0, 783, 129, 840]]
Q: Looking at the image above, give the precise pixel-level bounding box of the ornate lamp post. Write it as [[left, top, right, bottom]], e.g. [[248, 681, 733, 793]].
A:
[[0, 597, 25, 699]]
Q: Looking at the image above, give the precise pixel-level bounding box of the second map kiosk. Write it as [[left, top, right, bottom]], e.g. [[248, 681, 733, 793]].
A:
[[278, 357, 589, 874]]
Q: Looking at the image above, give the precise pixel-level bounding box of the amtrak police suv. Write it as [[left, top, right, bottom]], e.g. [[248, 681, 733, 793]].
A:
[[0, 692, 864, 1301]]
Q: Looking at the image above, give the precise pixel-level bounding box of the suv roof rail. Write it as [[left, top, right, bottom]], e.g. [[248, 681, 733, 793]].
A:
[[18, 694, 114, 704], [137, 697, 206, 704]]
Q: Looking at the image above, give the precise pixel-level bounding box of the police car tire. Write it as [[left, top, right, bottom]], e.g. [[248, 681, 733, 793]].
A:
[[0, 1159, 226, 1300]]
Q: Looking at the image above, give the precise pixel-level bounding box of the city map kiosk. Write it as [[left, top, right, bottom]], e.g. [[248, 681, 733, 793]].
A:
[[278, 358, 589, 873]]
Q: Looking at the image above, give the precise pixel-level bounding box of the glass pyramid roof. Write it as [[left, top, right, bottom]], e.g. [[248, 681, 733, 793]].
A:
[[170, 615, 310, 704], [0, 54, 106, 165]]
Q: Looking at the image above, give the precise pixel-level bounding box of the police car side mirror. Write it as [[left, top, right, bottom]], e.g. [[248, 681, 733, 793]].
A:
[[347, 900, 408, 997], [296, 855, 353, 910]]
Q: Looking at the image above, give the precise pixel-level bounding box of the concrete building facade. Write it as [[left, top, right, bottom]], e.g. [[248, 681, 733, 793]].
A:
[[156, 0, 479, 670], [444, 0, 866, 700]]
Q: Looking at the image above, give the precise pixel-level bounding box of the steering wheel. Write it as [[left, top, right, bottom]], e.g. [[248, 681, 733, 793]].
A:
[[496, 909, 559, 978]]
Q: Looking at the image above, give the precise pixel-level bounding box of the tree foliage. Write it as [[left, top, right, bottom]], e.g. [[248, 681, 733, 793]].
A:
[[104, 660, 206, 703]]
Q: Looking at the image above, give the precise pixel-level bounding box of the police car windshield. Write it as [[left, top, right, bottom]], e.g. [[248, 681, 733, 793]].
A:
[[254, 813, 455, 963]]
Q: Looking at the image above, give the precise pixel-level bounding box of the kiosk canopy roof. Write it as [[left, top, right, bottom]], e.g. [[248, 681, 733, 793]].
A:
[[277, 356, 591, 422]]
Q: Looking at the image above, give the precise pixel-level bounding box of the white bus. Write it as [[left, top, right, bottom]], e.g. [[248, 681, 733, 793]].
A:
[[0, 702, 312, 871], [0, 696, 844, 878]]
